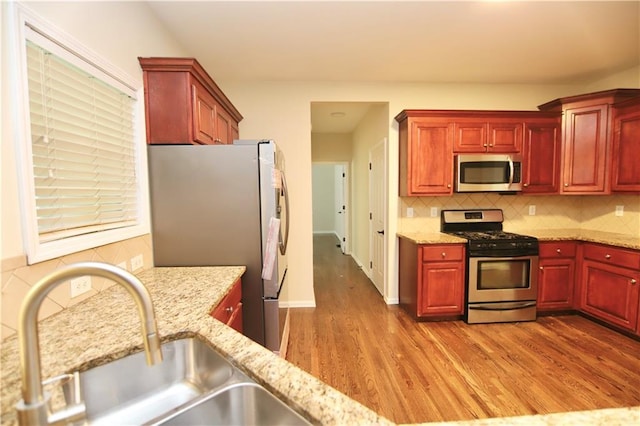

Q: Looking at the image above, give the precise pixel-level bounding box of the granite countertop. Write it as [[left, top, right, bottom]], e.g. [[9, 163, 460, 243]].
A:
[[2, 265, 638, 425], [398, 229, 640, 250], [0, 266, 390, 426]]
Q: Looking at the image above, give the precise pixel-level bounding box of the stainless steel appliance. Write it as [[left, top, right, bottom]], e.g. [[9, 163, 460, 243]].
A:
[[147, 140, 289, 353], [455, 154, 523, 192], [441, 209, 538, 324]]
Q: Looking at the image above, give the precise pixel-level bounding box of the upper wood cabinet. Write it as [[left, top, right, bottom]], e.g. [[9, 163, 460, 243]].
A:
[[454, 118, 523, 153], [521, 116, 562, 194], [538, 89, 640, 194], [396, 111, 454, 196], [611, 97, 640, 192], [139, 57, 243, 145]]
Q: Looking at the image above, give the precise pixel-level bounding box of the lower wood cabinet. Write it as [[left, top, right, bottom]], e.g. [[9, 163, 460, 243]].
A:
[[211, 278, 243, 333], [399, 238, 465, 319], [537, 242, 577, 311], [580, 244, 640, 333]]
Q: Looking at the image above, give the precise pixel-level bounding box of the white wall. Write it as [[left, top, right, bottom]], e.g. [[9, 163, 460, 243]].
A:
[[2, 1, 638, 311], [1, 1, 188, 258], [312, 164, 336, 234], [222, 76, 640, 306]]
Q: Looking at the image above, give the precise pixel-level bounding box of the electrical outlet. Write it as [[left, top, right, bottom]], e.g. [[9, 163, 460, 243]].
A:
[[615, 205, 624, 217], [130, 254, 144, 272], [528, 205, 536, 216], [117, 261, 127, 271], [70, 276, 92, 298], [406, 207, 414, 218], [430, 207, 438, 217]]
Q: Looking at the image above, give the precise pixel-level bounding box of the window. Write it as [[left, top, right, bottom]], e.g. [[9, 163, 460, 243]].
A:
[[11, 5, 149, 264]]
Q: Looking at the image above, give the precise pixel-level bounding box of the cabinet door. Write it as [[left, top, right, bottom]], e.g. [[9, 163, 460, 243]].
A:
[[418, 261, 464, 316], [192, 83, 217, 145], [581, 260, 639, 331], [487, 121, 522, 153], [522, 121, 561, 193], [561, 104, 610, 193], [453, 120, 487, 152], [538, 258, 575, 310], [611, 101, 640, 192], [407, 120, 454, 195], [215, 104, 235, 144], [211, 279, 243, 330]]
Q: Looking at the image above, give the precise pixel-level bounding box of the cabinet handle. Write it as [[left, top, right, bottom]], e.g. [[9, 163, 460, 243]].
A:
[[483, 144, 488, 147], [523, 183, 529, 187], [441, 252, 446, 258], [225, 306, 234, 314], [539, 266, 543, 270], [605, 254, 611, 259], [215, 138, 222, 143], [556, 249, 562, 254], [564, 183, 569, 187], [489, 144, 494, 147], [447, 184, 451, 188], [631, 279, 637, 285]]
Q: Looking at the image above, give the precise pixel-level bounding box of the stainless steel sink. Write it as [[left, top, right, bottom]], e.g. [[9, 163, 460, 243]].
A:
[[154, 383, 311, 425], [64, 337, 311, 425], [67, 337, 234, 425]]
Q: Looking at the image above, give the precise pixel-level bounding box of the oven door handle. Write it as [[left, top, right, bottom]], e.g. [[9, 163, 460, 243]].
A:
[[469, 301, 536, 311]]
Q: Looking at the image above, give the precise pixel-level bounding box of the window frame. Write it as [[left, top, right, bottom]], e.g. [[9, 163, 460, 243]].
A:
[[10, 3, 150, 264]]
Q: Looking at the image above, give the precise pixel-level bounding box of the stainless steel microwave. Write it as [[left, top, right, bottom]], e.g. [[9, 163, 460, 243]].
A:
[[455, 154, 523, 192]]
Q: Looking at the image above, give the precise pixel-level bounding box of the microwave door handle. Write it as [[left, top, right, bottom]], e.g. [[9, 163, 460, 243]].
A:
[[508, 158, 514, 187]]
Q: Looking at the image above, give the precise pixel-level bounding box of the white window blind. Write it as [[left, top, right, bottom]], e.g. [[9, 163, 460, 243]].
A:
[[25, 39, 138, 243]]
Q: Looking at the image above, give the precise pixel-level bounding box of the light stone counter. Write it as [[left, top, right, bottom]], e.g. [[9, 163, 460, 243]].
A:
[[2, 266, 638, 425], [398, 229, 640, 251], [526, 228, 640, 250], [397, 232, 467, 245], [0, 266, 390, 426]]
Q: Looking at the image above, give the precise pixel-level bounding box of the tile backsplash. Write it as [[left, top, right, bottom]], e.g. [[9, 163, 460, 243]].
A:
[[399, 193, 640, 237], [1, 235, 153, 340]]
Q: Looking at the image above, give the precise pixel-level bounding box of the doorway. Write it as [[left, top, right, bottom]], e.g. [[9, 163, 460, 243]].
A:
[[311, 163, 349, 254]]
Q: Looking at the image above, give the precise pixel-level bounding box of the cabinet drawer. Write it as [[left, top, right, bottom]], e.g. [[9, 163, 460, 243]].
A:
[[539, 241, 577, 258], [211, 279, 242, 324], [583, 244, 640, 270], [421, 245, 465, 262]]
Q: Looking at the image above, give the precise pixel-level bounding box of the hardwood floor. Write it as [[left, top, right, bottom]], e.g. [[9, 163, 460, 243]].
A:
[[285, 234, 640, 424]]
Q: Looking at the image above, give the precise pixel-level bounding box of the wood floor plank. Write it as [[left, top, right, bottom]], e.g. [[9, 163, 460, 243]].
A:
[[285, 235, 640, 424]]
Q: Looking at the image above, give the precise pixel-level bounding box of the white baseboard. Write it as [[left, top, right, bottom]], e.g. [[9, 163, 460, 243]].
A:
[[279, 300, 316, 308]]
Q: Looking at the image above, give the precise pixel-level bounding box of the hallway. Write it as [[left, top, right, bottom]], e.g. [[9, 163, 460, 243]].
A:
[[285, 235, 640, 424]]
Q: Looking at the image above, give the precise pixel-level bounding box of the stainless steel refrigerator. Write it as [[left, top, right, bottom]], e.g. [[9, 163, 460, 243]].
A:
[[147, 140, 289, 352]]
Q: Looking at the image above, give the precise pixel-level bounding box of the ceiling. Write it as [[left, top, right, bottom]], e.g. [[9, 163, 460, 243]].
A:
[[146, 1, 640, 132]]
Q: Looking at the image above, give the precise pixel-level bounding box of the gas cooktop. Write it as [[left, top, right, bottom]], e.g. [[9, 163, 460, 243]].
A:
[[441, 209, 539, 256]]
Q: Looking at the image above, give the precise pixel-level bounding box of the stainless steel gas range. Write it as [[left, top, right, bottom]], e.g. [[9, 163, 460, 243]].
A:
[[441, 209, 539, 324]]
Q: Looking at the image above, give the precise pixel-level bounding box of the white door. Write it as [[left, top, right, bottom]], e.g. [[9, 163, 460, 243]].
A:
[[334, 165, 346, 253], [369, 139, 386, 296]]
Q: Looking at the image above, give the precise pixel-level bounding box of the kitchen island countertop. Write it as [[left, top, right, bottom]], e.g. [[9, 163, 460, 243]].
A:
[[1, 266, 638, 425]]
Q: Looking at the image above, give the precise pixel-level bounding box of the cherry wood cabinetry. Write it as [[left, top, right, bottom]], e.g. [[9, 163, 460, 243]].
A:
[[211, 278, 243, 333], [537, 241, 577, 311], [538, 89, 640, 194], [580, 243, 640, 333], [611, 97, 640, 192], [396, 111, 454, 196], [453, 118, 524, 153], [395, 110, 560, 196], [521, 117, 562, 194], [139, 57, 242, 145], [399, 238, 465, 319]]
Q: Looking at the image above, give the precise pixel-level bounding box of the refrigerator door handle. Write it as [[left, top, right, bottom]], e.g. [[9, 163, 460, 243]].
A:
[[279, 171, 290, 255]]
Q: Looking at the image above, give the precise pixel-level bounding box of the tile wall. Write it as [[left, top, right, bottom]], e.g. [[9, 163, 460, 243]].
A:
[[1, 235, 153, 339], [398, 193, 640, 237]]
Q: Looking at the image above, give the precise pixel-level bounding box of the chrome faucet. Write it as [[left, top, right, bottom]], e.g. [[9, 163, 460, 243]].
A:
[[15, 262, 163, 425]]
